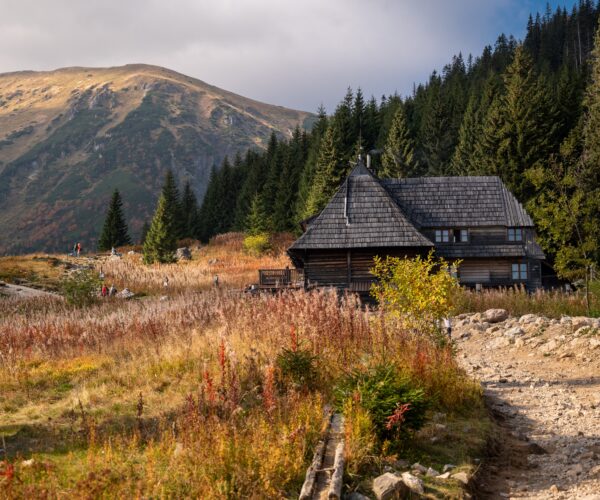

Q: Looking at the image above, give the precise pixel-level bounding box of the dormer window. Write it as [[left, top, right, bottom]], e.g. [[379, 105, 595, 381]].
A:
[[435, 230, 450, 243], [454, 229, 469, 243], [508, 228, 523, 242]]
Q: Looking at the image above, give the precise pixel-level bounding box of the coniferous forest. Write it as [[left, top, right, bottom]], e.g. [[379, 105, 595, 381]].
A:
[[195, 2, 600, 280]]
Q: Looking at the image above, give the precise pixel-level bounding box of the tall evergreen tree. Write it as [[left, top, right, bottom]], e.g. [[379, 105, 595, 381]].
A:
[[304, 124, 344, 217], [181, 181, 201, 239], [143, 194, 177, 264], [161, 169, 184, 238], [98, 189, 131, 251], [245, 193, 272, 235], [380, 104, 417, 178]]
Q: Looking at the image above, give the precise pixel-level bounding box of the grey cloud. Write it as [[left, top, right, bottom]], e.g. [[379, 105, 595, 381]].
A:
[[0, 0, 553, 110]]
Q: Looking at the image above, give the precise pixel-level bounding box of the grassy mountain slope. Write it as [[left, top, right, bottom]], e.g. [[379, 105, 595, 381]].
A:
[[0, 64, 314, 253]]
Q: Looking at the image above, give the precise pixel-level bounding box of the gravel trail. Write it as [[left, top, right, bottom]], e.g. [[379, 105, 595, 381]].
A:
[[454, 312, 600, 499]]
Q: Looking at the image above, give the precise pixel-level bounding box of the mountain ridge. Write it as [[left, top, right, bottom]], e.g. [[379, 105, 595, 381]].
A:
[[0, 64, 314, 253]]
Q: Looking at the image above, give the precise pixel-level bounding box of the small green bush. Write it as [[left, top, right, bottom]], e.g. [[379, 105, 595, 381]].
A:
[[276, 348, 318, 390], [335, 364, 428, 443], [60, 268, 101, 307], [243, 233, 271, 256]]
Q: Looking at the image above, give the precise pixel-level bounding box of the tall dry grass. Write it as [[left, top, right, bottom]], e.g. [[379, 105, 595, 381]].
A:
[[0, 286, 479, 497], [99, 232, 293, 294], [455, 286, 597, 318]]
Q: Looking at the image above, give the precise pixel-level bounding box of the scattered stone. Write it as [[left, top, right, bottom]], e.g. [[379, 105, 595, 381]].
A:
[[401, 472, 424, 494], [372, 472, 406, 500], [411, 462, 427, 474], [437, 472, 451, 479], [116, 288, 135, 299], [483, 308, 509, 323], [426, 467, 440, 477], [504, 326, 525, 338], [127, 250, 137, 255], [175, 247, 192, 261], [346, 493, 369, 500], [519, 314, 537, 324], [549, 484, 560, 494], [451, 471, 469, 485], [442, 464, 456, 472], [21, 458, 35, 467], [391, 459, 409, 469]]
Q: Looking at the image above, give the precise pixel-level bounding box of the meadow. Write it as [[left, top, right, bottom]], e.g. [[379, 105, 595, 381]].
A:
[[0, 233, 592, 498]]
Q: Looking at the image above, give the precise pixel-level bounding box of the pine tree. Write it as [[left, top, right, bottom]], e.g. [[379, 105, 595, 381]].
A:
[[245, 193, 272, 235], [380, 104, 417, 178], [143, 194, 177, 264], [477, 45, 560, 198], [304, 124, 344, 217], [181, 181, 200, 239], [98, 189, 131, 251], [139, 221, 150, 245], [161, 169, 184, 239]]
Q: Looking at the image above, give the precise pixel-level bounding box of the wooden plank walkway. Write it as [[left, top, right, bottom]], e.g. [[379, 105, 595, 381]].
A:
[[299, 411, 345, 500]]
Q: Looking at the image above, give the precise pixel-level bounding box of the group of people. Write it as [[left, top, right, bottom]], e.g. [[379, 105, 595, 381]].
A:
[[101, 283, 117, 297], [70, 242, 82, 257]]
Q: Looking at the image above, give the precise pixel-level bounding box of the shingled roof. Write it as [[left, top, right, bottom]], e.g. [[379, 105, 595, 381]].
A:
[[289, 161, 434, 250], [382, 176, 534, 227]]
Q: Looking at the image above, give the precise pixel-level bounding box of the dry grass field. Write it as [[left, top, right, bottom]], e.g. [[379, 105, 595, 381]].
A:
[[0, 234, 513, 497]]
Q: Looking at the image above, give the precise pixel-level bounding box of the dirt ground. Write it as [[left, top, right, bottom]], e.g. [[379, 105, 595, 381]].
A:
[[454, 314, 600, 499]]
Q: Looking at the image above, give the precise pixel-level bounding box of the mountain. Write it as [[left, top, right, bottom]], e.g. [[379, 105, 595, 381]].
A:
[[0, 64, 314, 253]]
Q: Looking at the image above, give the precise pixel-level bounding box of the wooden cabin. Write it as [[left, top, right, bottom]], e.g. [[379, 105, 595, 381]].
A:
[[285, 159, 545, 294]]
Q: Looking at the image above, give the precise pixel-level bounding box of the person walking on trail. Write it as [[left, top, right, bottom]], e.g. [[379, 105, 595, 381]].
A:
[[76, 242, 82, 257], [101, 284, 108, 297], [72, 243, 77, 256], [213, 274, 219, 288], [163, 276, 169, 289], [109, 284, 117, 297], [443, 317, 452, 339]]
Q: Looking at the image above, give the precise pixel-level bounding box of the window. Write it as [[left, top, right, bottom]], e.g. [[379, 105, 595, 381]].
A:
[[508, 228, 523, 242], [511, 263, 527, 280], [435, 229, 450, 243], [454, 229, 469, 243]]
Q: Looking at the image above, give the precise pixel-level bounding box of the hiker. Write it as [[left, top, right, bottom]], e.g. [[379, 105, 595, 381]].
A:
[[111, 246, 117, 256], [213, 274, 219, 288], [76, 242, 82, 257], [443, 317, 452, 339], [101, 284, 108, 297], [72, 243, 77, 256], [163, 276, 169, 289], [109, 284, 117, 297], [99, 267, 105, 280]]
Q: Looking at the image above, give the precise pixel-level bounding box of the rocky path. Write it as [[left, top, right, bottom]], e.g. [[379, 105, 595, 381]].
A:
[[0, 281, 59, 299], [453, 311, 600, 499]]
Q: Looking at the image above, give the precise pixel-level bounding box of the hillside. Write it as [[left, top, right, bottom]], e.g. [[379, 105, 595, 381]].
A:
[[0, 64, 314, 253]]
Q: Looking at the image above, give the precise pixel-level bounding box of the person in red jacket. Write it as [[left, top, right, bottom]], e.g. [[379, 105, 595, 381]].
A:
[[101, 284, 108, 297], [76, 242, 82, 257]]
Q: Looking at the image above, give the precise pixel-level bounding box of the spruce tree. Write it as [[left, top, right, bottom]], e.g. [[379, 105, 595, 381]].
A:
[[161, 169, 184, 239], [304, 124, 344, 217], [98, 189, 131, 251], [181, 181, 200, 239], [143, 194, 177, 264], [139, 221, 150, 245], [380, 104, 417, 178], [245, 193, 272, 235]]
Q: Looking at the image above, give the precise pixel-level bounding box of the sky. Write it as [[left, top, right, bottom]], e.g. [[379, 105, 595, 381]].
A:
[[0, 0, 579, 112]]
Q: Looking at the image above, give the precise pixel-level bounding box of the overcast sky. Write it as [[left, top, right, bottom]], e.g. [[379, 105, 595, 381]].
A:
[[0, 0, 578, 112]]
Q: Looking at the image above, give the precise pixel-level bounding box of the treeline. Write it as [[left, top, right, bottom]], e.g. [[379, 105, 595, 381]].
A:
[[195, 1, 599, 279]]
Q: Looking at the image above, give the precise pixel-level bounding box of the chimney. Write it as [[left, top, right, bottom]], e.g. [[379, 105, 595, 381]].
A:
[[366, 154, 371, 170]]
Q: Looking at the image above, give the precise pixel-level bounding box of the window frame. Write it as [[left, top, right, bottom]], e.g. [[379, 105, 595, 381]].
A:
[[511, 262, 528, 280], [508, 227, 523, 242], [434, 229, 450, 243]]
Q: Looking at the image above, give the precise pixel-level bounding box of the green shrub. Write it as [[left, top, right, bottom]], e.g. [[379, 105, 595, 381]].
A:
[[276, 348, 318, 390], [335, 364, 428, 443], [60, 268, 101, 307], [243, 233, 271, 256]]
